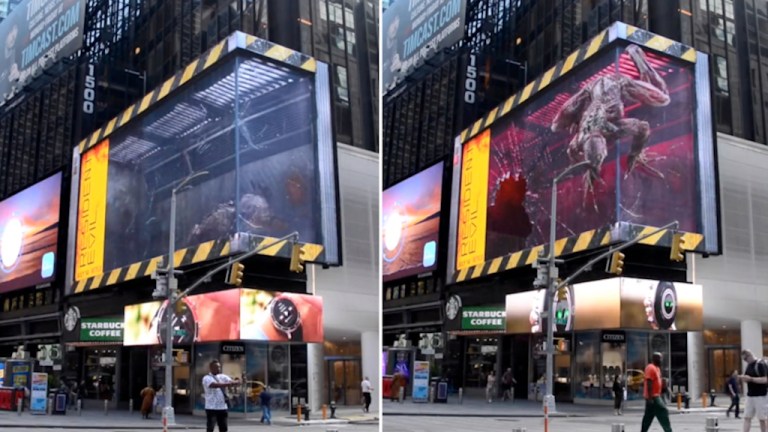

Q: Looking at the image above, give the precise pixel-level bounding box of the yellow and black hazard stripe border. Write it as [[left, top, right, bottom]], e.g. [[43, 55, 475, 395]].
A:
[[72, 235, 325, 294], [458, 22, 699, 146], [78, 31, 318, 155], [452, 223, 706, 284]]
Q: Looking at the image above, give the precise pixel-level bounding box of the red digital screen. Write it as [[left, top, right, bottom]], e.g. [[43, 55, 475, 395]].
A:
[[0, 172, 61, 294], [481, 44, 697, 260]]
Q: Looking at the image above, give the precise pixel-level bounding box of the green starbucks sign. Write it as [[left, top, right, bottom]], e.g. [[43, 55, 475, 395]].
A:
[[80, 318, 123, 342], [461, 307, 505, 330]]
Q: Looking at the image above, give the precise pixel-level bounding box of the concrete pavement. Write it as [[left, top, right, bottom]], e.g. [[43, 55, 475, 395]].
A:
[[0, 405, 379, 429]]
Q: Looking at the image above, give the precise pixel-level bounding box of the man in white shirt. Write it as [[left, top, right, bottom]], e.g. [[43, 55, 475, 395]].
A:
[[361, 376, 373, 413], [202, 360, 239, 432]]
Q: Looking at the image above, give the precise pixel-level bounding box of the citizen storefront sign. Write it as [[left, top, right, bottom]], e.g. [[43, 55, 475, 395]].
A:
[[221, 342, 245, 355], [80, 318, 123, 342], [602, 331, 626, 343], [461, 306, 505, 331]]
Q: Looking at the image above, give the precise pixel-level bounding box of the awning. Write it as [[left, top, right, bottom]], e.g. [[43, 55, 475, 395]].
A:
[[447, 330, 505, 337], [65, 341, 123, 348]]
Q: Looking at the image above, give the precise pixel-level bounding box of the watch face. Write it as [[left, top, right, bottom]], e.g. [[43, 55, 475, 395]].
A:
[[271, 297, 300, 333], [653, 282, 677, 330], [157, 299, 197, 345]]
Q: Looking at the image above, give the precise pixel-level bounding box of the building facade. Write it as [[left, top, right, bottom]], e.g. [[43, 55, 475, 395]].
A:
[[383, 0, 768, 403]]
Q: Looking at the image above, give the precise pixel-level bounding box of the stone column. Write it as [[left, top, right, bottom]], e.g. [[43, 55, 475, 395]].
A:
[[361, 331, 379, 413], [307, 343, 325, 412], [687, 331, 705, 397]]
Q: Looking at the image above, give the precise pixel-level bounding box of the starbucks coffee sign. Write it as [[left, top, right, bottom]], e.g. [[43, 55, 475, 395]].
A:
[[461, 307, 505, 330], [80, 318, 123, 342]]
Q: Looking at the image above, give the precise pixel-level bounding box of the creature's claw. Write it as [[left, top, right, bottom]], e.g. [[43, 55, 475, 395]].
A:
[[581, 171, 603, 213], [625, 150, 666, 179]]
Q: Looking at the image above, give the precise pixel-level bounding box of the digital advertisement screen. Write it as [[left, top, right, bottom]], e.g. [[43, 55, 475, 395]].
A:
[[458, 43, 701, 269], [382, 162, 443, 282], [505, 277, 702, 333], [124, 288, 323, 345], [240, 289, 324, 343], [0, 172, 61, 294]]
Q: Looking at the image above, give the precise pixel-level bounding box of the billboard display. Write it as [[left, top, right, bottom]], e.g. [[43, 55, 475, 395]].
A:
[[0, 172, 61, 294], [69, 34, 340, 294], [0, 0, 87, 103], [449, 24, 718, 283], [504, 277, 702, 333], [382, 162, 443, 282], [382, 0, 466, 91], [124, 288, 323, 345]]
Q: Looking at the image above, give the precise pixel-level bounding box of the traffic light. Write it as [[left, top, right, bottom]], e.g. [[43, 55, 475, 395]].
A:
[[174, 298, 186, 315], [557, 286, 568, 301], [226, 262, 245, 286], [289, 244, 307, 273], [607, 251, 625, 275], [670, 233, 685, 262]]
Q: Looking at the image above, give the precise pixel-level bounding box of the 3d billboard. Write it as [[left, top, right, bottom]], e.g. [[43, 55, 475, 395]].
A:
[[382, 162, 443, 282], [0, 0, 87, 104], [382, 0, 466, 91], [124, 288, 323, 345], [449, 23, 718, 283], [0, 172, 61, 294], [68, 32, 340, 294], [504, 277, 703, 333]]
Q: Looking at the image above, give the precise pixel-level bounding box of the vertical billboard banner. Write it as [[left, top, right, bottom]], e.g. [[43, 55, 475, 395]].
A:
[[74, 139, 109, 282], [456, 129, 490, 270], [0, 172, 61, 294], [30, 372, 47, 413], [382, 0, 467, 91], [411, 361, 430, 402], [457, 40, 705, 274], [0, 0, 87, 102], [382, 162, 443, 282]]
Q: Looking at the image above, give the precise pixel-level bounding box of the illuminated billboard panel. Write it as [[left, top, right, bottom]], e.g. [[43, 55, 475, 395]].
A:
[[0, 172, 61, 294], [450, 24, 717, 283], [382, 162, 443, 282]]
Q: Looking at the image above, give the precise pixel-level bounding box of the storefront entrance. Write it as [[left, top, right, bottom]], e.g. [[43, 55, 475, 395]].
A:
[[327, 357, 361, 405], [708, 347, 740, 395]]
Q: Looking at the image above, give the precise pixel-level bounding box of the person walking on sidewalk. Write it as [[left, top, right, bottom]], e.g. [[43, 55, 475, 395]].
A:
[[612, 375, 624, 416], [260, 386, 272, 425], [486, 370, 496, 403], [640, 352, 673, 432], [202, 360, 240, 432], [727, 369, 741, 419], [361, 376, 373, 413], [738, 349, 768, 432], [501, 368, 516, 402]]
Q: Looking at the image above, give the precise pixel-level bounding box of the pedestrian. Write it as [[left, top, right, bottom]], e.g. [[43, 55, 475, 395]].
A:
[[726, 369, 740, 419], [202, 360, 240, 432], [738, 349, 767, 432], [390, 371, 402, 402], [139, 385, 156, 419], [612, 375, 624, 416], [361, 376, 373, 413], [486, 370, 496, 403], [640, 352, 673, 432], [77, 380, 87, 410], [501, 368, 516, 402], [259, 385, 272, 425]]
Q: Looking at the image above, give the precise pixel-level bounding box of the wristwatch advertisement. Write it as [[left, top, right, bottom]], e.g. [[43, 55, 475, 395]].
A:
[[644, 281, 677, 330], [155, 298, 199, 345], [268, 296, 302, 340]]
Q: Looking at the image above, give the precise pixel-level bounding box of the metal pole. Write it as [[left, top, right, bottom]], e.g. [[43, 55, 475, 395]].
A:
[[163, 188, 177, 425], [142, 71, 147, 95], [545, 160, 591, 412], [523, 61, 528, 86]]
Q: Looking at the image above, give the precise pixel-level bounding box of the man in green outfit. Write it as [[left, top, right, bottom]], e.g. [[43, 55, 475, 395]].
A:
[[641, 352, 673, 432]]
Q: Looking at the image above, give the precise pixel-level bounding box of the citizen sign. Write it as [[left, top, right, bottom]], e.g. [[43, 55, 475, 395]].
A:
[[221, 344, 245, 354], [462, 309, 504, 326], [602, 332, 625, 343]]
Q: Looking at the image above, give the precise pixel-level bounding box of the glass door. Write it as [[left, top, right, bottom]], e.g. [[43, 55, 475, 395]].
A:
[[327, 358, 361, 405], [708, 348, 740, 395]]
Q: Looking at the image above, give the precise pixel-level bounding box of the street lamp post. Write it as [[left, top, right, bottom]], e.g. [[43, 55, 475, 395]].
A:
[[161, 171, 208, 426], [543, 160, 591, 413]]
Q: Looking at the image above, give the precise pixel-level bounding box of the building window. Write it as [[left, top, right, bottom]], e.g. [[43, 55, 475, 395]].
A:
[[715, 55, 729, 95], [335, 65, 350, 103]]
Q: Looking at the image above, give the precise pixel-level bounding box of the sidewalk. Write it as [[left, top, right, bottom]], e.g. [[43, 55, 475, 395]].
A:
[[0, 406, 378, 429], [383, 395, 731, 418]]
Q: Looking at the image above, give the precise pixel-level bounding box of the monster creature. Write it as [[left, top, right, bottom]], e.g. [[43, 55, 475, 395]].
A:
[[186, 192, 278, 245], [551, 44, 670, 206]]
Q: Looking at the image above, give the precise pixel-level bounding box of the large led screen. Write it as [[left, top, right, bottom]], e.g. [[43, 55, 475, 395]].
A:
[[72, 44, 340, 289], [240, 289, 324, 343], [505, 277, 702, 333], [382, 162, 443, 282], [457, 42, 704, 270], [124, 288, 323, 345], [0, 172, 61, 294]]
